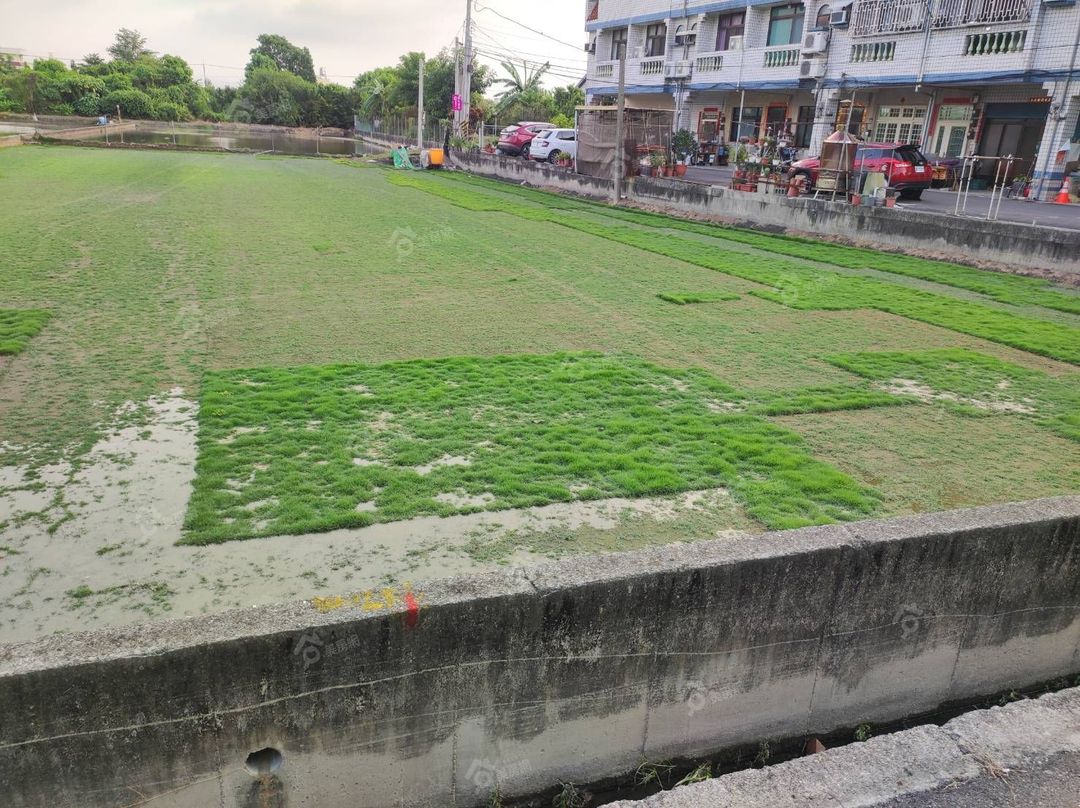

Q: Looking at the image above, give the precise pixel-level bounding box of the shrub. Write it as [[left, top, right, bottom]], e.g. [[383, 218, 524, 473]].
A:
[[103, 88, 153, 119]]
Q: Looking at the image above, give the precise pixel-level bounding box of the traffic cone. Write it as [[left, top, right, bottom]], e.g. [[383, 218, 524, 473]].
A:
[[1054, 178, 1071, 204]]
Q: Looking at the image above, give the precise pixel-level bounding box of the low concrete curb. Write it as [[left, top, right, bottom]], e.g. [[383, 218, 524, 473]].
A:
[[607, 685, 1080, 807]]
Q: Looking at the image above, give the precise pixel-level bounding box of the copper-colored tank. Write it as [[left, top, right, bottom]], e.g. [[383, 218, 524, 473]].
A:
[[817, 129, 859, 193]]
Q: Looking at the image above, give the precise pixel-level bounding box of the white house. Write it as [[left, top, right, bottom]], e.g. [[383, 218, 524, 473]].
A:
[[583, 0, 1080, 197]]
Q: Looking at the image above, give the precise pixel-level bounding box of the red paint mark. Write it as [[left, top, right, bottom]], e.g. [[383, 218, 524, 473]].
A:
[[404, 591, 420, 628]]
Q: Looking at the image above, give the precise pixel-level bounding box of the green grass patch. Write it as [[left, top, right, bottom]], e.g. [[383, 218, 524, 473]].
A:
[[658, 292, 740, 305], [826, 348, 1080, 442], [440, 171, 1080, 315], [746, 385, 911, 416], [387, 172, 1080, 365], [0, 309, 50, 356], [184, 352, 880, 543]]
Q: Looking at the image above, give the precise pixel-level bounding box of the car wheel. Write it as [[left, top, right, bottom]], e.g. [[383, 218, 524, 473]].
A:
[[548, 150, 562, 164], [899, 188, 923, 201]]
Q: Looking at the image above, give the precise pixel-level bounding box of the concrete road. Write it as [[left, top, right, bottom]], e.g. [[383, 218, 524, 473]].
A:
[[680, 165, 1080, 230]]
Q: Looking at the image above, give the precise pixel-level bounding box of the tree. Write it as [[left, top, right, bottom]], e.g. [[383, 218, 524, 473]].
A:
[[553, 85, 584, 118], [248, 35, 316, 83], [493, 60, 549, 112], [82, 53, 105, 66], [107, 28, 154, 62], [355, 67, 399, 121], [313, 83, 357, 129], [230, 67, 314, 126]]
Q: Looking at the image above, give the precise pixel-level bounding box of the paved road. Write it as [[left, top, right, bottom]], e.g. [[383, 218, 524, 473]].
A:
[[881, 751, 1080, 808], [681, 165, 1080, 230]]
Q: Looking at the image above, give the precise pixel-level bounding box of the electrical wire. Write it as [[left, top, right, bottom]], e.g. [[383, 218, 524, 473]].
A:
[[473, 3, 584, 51]]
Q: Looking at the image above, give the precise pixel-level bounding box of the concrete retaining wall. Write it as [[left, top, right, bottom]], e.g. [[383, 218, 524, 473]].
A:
[[1, 496, 1078, 807], [0, 134, 22, 149], [448, 151, 1080, 274]]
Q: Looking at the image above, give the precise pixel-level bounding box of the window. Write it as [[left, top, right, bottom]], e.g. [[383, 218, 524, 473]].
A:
[[716, 12, 745, 50], [767, 4, 805, 46], [610, 27, 628, 60], [794, 105, 815, 148], [730, 106, 762, 140], [644, 23, 667, 57], [815, 4, 832, 28]]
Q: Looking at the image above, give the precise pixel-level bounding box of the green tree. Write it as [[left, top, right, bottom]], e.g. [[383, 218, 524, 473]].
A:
[[107, 28, 154, 62], [230, 67, 314, 125], [248, 34, 316, 83], [553, 85, 584, 118], [313, 83, 357, 129], [103, 87, 153, 119], [493, 60, 550, 112], [355, 67, 399, 120], [82, 53, 105, 66]]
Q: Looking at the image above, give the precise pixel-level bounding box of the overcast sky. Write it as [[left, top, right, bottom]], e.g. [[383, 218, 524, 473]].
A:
[[0, 0, 588, 90]]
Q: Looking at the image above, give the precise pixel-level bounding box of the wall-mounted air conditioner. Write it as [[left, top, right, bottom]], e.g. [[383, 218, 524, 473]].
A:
[[665, 61, 692, 79], [830, 7, 851, 26], [727, 35, 744, 50], [802, 31, 830, 54], [800, 59, 826, 79], [674, 33, 698, 46], [584, 41, 596, 54]]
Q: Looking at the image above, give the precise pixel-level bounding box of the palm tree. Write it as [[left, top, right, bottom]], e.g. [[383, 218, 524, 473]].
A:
[[492, 60, 550, 112]]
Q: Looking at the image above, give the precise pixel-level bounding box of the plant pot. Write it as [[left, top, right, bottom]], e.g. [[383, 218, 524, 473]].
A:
[[884, 196, 896, 208], [674, 164, 687, 178], [850, 193, 862, 206]]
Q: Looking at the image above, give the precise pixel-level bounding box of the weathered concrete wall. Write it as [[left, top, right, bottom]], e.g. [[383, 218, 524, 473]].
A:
[[46, 122, 136, 141], [0, 134, 22, 148], [447, 151, 1080, 274], [450, 149, 616, 200], [1, 497, 1078, 808]]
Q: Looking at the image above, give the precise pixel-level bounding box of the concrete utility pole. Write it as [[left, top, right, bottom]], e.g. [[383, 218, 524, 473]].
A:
[[461, 0, 474, 135], [418, 54, 425, 150], [454, 36, 462, 133], [613, 53, 626, 204]]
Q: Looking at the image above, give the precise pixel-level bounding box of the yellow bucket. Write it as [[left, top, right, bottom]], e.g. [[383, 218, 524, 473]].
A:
[[424, 148, 445, 168]]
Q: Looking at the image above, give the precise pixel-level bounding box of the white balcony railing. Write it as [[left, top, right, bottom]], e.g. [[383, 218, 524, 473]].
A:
[[963, 29, 1027, 54], [593, 61, 614, 79], [851, 0, 1032, 35], [639, 58, 665, 76], [850, 41, 897, 61], [695, 53, 724, 72], [763, 47, 800, 68]]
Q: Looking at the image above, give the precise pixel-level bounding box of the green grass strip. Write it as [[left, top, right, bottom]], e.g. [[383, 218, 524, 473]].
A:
[[440, 171, 1080, 316], [183, 352, 881, 543], [826, 348, 1080, 442], [387, 173, 1080, 365], [0, 309, 50, 356], [657, 292, 740, 305], [745, 385, 912, 416]]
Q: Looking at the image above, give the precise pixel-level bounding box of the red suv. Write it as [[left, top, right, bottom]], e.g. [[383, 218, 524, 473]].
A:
[[790, 143, 932, 200], [497, 122, 556, 157]]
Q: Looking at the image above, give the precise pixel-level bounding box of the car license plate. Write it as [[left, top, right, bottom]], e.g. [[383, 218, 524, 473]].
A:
[[914, 166, 925, 173]]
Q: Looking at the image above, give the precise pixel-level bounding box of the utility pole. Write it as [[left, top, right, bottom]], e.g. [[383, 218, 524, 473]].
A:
[[453, 36, 462, 134], [201, 63, 208, 88], [461, 0, 474, 135], [417, 53, 425, 150], [612, 53, 626, 204]]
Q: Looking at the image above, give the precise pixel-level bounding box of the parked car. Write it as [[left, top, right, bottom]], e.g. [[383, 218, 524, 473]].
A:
[[528, 129, 577, 163], [496, 122, 556, 157], [790, 143, 932, 200]]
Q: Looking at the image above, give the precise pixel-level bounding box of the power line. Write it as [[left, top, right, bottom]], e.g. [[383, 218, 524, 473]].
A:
[[473, 3, 583, 51], [472, 26, 587, 65]]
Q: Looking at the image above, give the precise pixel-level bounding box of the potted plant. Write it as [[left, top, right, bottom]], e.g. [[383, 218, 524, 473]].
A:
[[672, 128, 696, 177], [732, 143, 749, 181], [649, 152, 666, 177]]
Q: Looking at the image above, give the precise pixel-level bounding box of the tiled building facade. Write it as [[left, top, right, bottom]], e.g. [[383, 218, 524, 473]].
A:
[[583, 0, 1080, 197]]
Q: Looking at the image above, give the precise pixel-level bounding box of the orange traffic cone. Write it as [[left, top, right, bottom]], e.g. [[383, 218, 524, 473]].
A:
[[1054, 178, 1071, 204]]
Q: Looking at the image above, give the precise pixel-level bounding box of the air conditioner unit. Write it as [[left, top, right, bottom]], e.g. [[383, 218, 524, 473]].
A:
[[584, 41, 596, 54], [799, 59, 826, 79], [830, 7, 851, 26], [674, 33, 698, 46], [665, 60, 692, 79], [728, 35, 744, 50], [802, 31, 830, 54]]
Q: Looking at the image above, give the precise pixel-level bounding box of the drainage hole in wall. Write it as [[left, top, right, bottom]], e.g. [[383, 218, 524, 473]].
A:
[[245, 747, 283, 776]]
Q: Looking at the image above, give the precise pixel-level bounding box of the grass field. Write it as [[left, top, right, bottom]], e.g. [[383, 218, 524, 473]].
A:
[[1, 146, 1078, 557]]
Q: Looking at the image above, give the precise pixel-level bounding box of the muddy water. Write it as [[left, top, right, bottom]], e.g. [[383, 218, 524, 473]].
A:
[[0, 390, 757, 643]]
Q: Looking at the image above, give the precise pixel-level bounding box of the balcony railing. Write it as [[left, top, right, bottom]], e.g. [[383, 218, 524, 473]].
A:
[[639, 58, 665, 76], [695, 53, 724, 72], [963, 29, 1027, 54], [593, 61, 614, 79], [851, 0, 1032, 34], [851, 41, 897, 61], [763, 47, 800, 68]]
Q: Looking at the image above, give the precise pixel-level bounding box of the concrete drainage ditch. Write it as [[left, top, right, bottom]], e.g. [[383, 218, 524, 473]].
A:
[[1, 496, 1078, 807]]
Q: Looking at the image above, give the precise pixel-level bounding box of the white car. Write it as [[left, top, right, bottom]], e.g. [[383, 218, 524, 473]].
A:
[[528, 129, 577, 163]]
